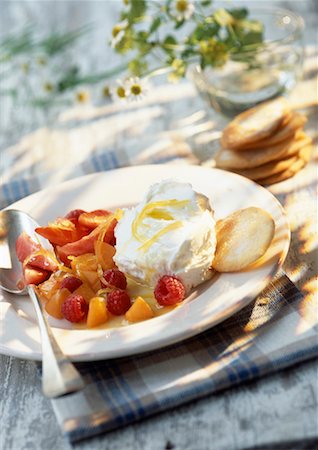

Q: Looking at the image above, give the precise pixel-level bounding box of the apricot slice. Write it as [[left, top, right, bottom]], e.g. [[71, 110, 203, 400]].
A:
[[125, 296, 154, 323], [87, 297, 108, 328], [94, 241, 116, 271], [73, 283, 95, 304], [45, 288, 70, 319]]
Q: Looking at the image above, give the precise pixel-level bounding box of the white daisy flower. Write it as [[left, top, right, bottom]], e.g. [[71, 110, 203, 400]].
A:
[[175, 0, 195, 21], [110, 19, 128, 48], [110, 79, 129, 101], [124, 77, 150, 101]]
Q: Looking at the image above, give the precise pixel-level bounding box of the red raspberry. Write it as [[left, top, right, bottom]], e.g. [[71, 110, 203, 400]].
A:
[[107, 289, 131, 315], [154, 275, 186, 306], [60, 276, 83, 292], [101, 269, 127, 290], [61, 294, 88, 323]]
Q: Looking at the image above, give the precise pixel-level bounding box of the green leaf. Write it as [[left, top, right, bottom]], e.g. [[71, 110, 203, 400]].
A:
[[163, 35, 177, 45], [30, 96, 71, 109], [174, 19, 185, 30], [56, 64, 126, 92], [189, 22, 220, 44], [181, 46, 196, 59], [162, 35, 177, 56], [201, 0, 212, 6], [128, 0, 146, 22], [0, 88, 18, 98], [227, 8, 248, 20], [39, 25, 92, 56], [149, 17, 162, 34], [231, 19, 264, 48], [0, 26, 34, 59]]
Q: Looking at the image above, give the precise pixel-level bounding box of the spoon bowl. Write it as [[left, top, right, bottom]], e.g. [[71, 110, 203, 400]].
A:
[[0, 209, 47, 294], [0, 209, 85, 397]]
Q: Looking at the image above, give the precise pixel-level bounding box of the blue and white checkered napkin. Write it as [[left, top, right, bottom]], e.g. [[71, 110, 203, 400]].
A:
[[49, 274, 317, 442], [1, 139, 317, 442]]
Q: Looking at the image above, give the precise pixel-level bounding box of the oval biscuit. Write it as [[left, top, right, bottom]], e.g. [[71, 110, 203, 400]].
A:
[[221, 97, 291, 150], [212, 207, 275, 272], [231, 112, 307, 151], [215, 132, 311, 170], [258, 145, 313, 185], [233, 154, 299, 180]]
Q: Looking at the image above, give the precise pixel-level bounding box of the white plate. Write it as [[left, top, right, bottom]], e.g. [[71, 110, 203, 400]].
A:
[[0, 165, 290, 361]]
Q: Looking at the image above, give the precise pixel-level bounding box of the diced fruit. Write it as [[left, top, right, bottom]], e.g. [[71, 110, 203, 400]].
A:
[[87, 297, 108, 328], [78, 210, 112, 229], [94, 241, 116, 271], [154, 275, 186, 306], [27, 252, 58, 272], [24, 266, 50, 285], [60, 276, 82, 292], [70, 253, 97, 271], [37, 273, 62, 301], [101, 269, 127, 290], [45, 288, 71, 319], [107, 289, 131, 315], [16, 232, 40, 262], [36, 218, 88, 246], [73, 283, 95, 303], [125, 297, 154, 323], [70, 253, 100, 289], [61, 294, 88, 323], [82, 270, 100, 291]]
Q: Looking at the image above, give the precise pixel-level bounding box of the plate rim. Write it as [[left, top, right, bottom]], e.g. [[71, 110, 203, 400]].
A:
[[0, 164, 290, 361]]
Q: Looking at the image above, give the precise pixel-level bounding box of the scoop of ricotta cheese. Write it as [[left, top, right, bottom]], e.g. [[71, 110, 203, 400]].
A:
[[114, 180, 216, 292]]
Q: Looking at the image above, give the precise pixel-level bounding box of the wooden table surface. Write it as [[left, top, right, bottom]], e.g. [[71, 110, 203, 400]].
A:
[[0, 2, 317, 449]]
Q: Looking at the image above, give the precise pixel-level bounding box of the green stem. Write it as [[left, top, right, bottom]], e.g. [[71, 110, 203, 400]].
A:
[[145, 65, 172, 78]]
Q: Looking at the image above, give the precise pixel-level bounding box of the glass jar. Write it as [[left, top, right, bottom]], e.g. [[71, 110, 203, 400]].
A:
[[189, 8, 304, 117]]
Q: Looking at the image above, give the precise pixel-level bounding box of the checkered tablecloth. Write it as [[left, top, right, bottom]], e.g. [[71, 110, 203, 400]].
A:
[[49, 274, 317, 442]]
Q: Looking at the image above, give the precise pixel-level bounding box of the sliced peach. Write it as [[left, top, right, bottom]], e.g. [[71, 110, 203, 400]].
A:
[[125, 296, 154, 323], [94, 241, 116, 271], [38, 274, 61, 301], [73, 283, 95, 304], [80, 269, 100, 290], [87, 296, 108, 328], [45, 288, 70, 319], [71, 253, 97, 272]]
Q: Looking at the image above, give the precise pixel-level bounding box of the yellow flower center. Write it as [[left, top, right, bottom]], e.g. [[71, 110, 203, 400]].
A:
[[117, 86, 126, 98], [37, 56, 47, 66], [43, 82, 53, 92], [76, 91, 89, 103], [112, 25, 121, 38], [176, 0, 188, 13], [20, 62, 29, 74], [130, 84, 142, 96], [102, 86, 110, 97]]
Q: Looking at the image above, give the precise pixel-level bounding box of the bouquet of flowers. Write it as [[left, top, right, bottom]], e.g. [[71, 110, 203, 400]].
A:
[[0, 0, 263, 108]]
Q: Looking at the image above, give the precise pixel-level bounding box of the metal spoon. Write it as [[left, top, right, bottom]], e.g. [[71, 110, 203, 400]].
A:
[[0, 209, 85, 398]]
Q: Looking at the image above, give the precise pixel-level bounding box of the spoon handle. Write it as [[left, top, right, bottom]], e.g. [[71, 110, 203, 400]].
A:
[[28, 287, 85, 398]]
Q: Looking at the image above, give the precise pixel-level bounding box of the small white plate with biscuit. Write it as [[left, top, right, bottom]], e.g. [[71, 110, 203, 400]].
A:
[[0, 165, 290, 361]]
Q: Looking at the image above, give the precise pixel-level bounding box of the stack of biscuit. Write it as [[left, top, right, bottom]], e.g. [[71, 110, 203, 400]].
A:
[[215, 97, 313, 185]]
